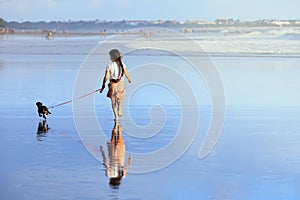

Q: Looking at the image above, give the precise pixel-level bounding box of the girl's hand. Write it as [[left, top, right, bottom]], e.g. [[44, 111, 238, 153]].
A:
[[99, 85, 105, 93], [128, 79, 132, 84]]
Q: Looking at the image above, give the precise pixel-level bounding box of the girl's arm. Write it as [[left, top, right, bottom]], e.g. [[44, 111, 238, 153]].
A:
[[100, 70, 109, 93], [100, 145, 108, 167], [123, 68, 132, 84]]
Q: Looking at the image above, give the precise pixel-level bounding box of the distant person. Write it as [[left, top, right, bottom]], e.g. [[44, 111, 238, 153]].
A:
[[103, 29, 107, 38], [100, 49, 132, 122], [45, 30, 54, 40], [100, 122, 132, 187]]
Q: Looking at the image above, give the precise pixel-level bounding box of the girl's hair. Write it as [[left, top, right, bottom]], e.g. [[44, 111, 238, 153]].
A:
[[115, 57, 124, 78]]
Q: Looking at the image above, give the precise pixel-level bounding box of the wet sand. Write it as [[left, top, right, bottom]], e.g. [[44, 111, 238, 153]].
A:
[[1, 33, 300, 199]]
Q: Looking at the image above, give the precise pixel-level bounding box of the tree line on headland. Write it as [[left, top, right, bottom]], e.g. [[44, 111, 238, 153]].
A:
[[0, 18, 6, 28], [1, 18, 300, 34]]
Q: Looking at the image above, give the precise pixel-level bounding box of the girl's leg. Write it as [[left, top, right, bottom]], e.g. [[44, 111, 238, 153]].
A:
[[111, 98, 118, 121], [117, 125, 123, 143], [117, 98, 123, 117], [111, 126, 117, 144]]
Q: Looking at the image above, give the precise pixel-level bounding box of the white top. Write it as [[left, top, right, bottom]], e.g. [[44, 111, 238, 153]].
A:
[[106, 62, 126, 80]]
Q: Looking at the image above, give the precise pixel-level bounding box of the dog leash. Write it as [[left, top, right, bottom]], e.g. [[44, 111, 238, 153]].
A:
[[48, 89, 100, 109]]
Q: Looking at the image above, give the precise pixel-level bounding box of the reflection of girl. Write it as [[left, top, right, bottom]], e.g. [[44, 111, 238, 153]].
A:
[[100, 122, 132, 187], [100, 49, 132, 122]]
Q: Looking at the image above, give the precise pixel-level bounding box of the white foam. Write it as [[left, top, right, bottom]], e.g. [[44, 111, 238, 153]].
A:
[[106, 28, 300, 56]]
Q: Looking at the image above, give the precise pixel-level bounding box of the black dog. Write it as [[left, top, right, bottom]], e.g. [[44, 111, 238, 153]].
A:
[[36, 102, 51, 119]]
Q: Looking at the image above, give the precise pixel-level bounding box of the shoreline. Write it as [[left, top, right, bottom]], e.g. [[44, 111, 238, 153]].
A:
[[1, 26, 300, 37]]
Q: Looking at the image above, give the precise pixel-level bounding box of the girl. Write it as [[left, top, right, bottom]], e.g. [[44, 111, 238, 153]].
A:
[[100, 49, 132, 122]]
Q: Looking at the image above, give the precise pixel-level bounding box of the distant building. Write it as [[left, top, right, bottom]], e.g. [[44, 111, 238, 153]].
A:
[[271, 20, 291, 27], [149, 20, 165, 25], [185, 20, 216, 25], [215, 19, 227, 25], [125, 20, 148, 26], [215, 18, 236, 25]]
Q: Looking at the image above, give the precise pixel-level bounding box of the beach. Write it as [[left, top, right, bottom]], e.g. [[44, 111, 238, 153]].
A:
[[1, 28, 300, 199]]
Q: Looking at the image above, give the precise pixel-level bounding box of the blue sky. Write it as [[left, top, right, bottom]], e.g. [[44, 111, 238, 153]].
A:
[[1, 0, 299, 22]]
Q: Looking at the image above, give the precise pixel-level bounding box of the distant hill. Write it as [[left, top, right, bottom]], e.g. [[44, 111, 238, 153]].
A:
[[5, 19, 300, 33], [6, 20, 182, 33], [0, 18, 6, 28]]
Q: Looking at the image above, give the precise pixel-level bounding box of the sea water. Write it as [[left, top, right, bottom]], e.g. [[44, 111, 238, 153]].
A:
[[1, 29, 300, 199]]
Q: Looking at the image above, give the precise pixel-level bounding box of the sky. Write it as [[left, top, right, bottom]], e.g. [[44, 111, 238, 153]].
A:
[[1, 0, 300, 22]]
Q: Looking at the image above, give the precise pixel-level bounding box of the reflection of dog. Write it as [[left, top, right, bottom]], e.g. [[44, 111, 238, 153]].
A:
[[37, 120, 50, 142], [36, 102, 51, 119], [37, 120, 49, 134]]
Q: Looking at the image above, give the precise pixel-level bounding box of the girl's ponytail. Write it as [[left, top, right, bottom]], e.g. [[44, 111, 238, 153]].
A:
[[115, 57, 124, 78]]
